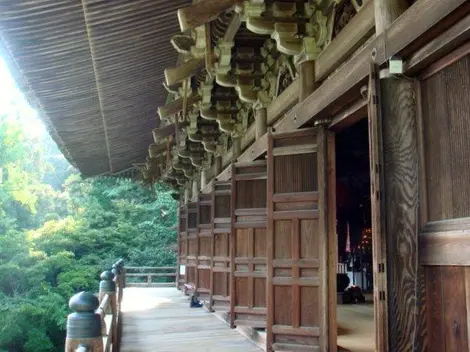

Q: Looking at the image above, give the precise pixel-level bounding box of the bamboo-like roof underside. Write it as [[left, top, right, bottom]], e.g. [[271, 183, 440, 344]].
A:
[[0, 0, 191, 176]]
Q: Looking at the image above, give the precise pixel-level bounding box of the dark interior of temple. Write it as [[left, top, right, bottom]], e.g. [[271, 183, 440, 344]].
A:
[[336, 117, 375, 352], [335, 117, 373, 291]]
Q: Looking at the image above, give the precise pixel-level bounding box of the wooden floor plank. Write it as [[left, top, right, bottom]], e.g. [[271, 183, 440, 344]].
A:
[[120, 287, 261, 352]]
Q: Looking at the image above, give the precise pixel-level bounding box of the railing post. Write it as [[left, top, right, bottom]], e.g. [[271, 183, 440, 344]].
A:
[[65, 292, 103, 352], [99, 271, 117, 348], [112, 261, 123, 352]]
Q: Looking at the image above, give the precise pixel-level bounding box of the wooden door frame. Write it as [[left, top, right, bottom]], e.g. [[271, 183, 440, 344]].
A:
[[325, 81, 389, 351]]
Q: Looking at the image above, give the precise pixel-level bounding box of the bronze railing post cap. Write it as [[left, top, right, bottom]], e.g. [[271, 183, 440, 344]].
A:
[[99, 270, 116, 293], [69, 291, 99, 312], [67, 292, 101, 339]]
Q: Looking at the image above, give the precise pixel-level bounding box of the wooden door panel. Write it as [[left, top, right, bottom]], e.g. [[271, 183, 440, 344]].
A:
[[267, 129, 329, 352], [210, 181, 232, 311], [197, 194, 212, 300], [231, 161, 268, 328], [178, 204, 187, 289], [186, 202, 198, 288]]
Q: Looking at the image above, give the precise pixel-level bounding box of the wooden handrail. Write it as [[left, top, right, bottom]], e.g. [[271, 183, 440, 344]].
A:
[[125, 266, 177, 288], [65, 259, 125, 352]]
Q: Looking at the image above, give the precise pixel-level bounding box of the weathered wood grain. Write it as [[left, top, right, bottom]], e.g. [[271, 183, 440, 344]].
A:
[[381, 77, 425, 352], [120, 288, 261, 352]]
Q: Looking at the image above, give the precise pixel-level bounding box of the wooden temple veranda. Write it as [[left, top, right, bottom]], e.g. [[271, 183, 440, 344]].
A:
[[1, 0, 470, 351]]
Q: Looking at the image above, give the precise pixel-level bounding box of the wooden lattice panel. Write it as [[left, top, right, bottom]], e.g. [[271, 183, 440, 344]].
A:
[[230, 161, 267, 328], [267, 129, 328, 351], [210, 181, 232, 311], [197, 193, 212, 300]]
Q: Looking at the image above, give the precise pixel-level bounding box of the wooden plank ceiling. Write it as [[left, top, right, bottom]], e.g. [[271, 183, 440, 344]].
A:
[[0, 0, 190, 176]]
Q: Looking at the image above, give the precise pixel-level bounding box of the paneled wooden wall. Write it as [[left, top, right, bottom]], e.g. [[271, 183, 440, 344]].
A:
[[230, 161, 268, 328], [266, 129, 331, 351], [197, 193, 212, 300], [210, 181, 232, 311], [419, 53, 470, 352], [177, 204, 187, 290], [186, 202, 198, 288]]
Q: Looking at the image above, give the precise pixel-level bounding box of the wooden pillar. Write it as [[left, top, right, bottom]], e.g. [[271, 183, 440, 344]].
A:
[[299, 60, 316, 102], [232, 137, 241, 161], [201, 169, 207, 190], [214, 156, 222, 176], [184, 188, 190, 204], [373, 0, 409, 34], [192, 179, 199, 199], [373, 1, 426, 351], [255, 108, 267, 140]]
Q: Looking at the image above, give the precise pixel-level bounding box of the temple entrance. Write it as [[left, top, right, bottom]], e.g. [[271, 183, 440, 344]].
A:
[[334, 118, 375, 352]]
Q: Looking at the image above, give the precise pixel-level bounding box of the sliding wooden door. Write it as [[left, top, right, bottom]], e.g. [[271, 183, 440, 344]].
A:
[[230, 161, 268, 328], [266, 128, 334, 351], [210, 181, 232, 311], [197, 193, 212, 301], [186, 202, 198, 289], [177, 204, 187, 290]]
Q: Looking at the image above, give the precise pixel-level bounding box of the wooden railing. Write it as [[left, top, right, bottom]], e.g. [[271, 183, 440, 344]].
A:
[[125, 266, 177, 288], [65, 259, 124, 352]]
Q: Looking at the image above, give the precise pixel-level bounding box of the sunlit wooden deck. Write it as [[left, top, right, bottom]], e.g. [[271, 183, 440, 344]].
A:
[[120, 287, 262, 352]]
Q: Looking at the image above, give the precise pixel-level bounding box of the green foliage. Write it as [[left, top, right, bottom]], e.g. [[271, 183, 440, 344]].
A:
[[0, 103, 178, 351]]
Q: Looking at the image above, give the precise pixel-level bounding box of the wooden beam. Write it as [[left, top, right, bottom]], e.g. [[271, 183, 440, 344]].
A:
[[276, 36, 375, 133], [278, 0, 467, 132], [158, 95, 201, 119], [177, 0, 242, 32], [373, 0, 409, 34], [203, 0, 469, 198], [419, 40, 470, 80], [205, 23, 213, 77], [224, 13, 242, 42], [405, 12, 470, 75], [267, 78, 299, 126], [152, 124, 179, 141], [328, 98, 367, 132], [316, 0, 375, 81], [420, 218, 470, 266], [255, 108, 267, 140], [299, 61, 316, 102], [383, 0, 468, 58], [165, 58, 205, 86]]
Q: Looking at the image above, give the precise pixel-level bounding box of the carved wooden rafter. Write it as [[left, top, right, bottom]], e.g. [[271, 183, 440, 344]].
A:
[[143, 0, 365, 190]]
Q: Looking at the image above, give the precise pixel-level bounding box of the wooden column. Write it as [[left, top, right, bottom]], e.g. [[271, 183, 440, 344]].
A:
[[232, 137, 241, 161], [192, 179, 199, 199], [184, 188, 190, 204], [214, 156, 222, 176], [255, 108, 267, 140], [201, 169, 207, 190], [373, 1, 426, 351], [299, 61, 316, 102]]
